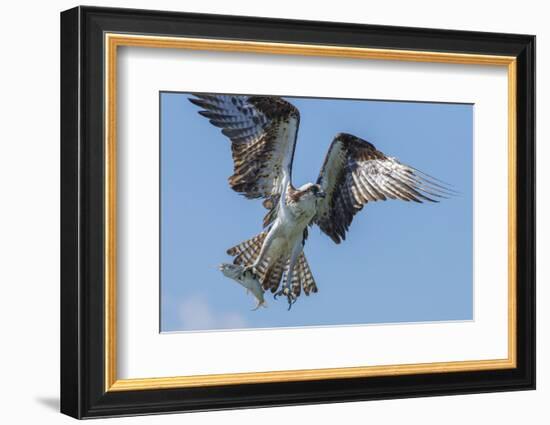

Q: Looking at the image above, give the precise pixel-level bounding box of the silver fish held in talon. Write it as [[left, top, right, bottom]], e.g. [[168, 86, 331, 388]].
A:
[[219, 263, 267, 310]]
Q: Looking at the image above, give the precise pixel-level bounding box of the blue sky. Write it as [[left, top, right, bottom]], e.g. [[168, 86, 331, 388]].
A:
[[160, 92, 473, 332]]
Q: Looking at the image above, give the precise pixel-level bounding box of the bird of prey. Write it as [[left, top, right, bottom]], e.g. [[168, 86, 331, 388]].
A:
[[189, 94, 453, 309]]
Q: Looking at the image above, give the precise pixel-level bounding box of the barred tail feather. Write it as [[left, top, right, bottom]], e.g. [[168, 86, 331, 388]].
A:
[[297, 253, 317, 295], [263, 257, 285, 293], [290, 269, 301, 298], [227, 232, 266, 266], [227, 234, 318, 299], [284, 253, 318, 297]]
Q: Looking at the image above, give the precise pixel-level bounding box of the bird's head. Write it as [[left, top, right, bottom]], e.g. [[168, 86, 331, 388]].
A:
[[294, 183, 326, 203]]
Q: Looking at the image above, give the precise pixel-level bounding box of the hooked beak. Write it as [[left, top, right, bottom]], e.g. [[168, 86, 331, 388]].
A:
[[317, 191, 326, 199]]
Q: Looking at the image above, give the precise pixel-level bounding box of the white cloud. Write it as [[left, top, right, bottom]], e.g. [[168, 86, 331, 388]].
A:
[[178, 294, 248, 331]]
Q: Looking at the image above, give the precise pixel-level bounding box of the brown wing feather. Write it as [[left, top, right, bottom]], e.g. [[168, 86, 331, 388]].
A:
[[315, 133, 455, 244], [189, 94, 299, 204]]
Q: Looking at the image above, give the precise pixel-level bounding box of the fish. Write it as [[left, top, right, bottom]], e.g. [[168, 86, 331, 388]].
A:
[[219, 263, 267, 310]]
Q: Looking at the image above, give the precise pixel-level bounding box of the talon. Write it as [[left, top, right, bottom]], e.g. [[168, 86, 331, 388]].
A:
[[287, 293, 297, 310], [274, 286, 290, 301], [273, 287, 297, 310]]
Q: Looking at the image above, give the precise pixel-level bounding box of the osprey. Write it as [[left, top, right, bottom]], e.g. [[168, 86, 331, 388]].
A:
[[190, 94, 452, 309]]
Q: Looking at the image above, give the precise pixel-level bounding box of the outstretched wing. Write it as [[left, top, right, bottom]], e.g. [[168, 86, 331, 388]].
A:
[[189, 94, 299, 203], [314, 133, 454, 244]]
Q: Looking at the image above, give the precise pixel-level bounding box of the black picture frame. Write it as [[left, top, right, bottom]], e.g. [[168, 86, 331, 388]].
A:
[[61, 5, 535, 419]]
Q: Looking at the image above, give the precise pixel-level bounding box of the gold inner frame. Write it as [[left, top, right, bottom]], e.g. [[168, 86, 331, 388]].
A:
[[104, 33, 517, 392]]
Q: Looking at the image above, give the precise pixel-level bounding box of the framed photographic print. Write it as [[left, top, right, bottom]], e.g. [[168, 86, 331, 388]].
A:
[[60, 6, 535, 419]]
